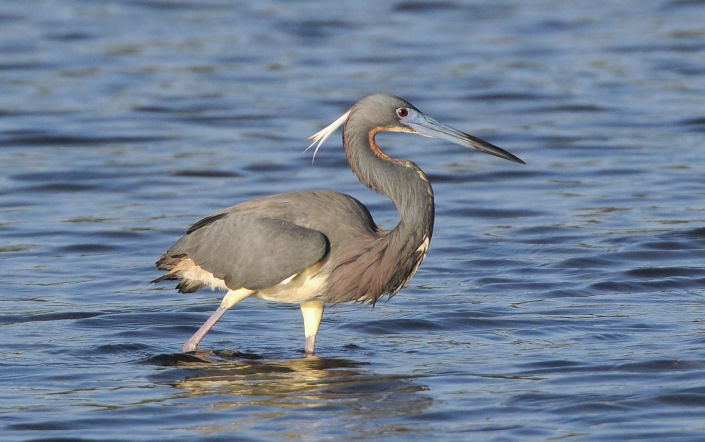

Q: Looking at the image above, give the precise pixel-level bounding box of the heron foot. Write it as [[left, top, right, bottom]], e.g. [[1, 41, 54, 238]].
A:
[[304, 335, 316, 354], [183, 339, 199, 353], [300, 299, 324, 355]]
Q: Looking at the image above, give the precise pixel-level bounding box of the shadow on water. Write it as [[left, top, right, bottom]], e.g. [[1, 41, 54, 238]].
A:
[[143, 351, 432, 436]]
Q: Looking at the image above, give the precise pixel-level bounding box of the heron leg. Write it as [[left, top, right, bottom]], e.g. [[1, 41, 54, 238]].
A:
[[183, 289, 252, 352], [300, 299, 324, 354]]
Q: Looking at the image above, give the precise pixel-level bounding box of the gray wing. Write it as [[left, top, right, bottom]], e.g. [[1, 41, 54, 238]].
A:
[[168, 213, 329, 290]]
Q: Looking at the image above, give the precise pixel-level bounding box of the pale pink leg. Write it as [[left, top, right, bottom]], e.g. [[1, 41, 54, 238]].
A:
[[183, 289, 252, 352], [183, 306, 227, 352]]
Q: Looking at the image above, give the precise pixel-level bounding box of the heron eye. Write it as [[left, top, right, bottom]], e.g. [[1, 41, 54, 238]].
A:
[[397, 108, 408, 118]]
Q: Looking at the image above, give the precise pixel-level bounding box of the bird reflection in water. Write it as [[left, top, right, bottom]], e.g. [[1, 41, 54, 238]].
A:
[[149, 350, 432, 435]]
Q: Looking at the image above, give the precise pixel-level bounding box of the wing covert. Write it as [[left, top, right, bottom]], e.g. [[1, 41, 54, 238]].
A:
[[170, 214, 329, 290]]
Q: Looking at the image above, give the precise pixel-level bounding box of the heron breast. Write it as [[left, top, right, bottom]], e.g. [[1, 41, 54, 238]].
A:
[[254, 261, 326, 304]]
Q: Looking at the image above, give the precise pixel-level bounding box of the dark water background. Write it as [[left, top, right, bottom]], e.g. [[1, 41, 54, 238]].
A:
[[2, 0, 705, 439]]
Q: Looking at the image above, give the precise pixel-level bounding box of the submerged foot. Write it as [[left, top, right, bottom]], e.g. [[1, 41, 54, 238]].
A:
[[304, 335, 316, 355]]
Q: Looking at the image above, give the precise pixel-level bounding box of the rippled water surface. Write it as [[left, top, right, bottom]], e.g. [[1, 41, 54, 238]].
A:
[[2, 0, 705, 439]]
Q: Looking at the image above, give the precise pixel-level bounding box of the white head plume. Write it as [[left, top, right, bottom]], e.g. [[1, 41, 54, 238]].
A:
[[305, 110, 350, 164]]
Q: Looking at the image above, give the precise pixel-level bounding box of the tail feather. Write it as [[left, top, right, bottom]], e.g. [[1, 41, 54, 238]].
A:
[[155, 253, 186, 271], [151, 273, 175, 284], [152, 253, 210, 293], [176, 279, 206, 293]]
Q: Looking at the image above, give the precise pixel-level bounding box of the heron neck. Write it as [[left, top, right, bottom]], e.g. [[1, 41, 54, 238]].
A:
[[343, 119, 435, 243]]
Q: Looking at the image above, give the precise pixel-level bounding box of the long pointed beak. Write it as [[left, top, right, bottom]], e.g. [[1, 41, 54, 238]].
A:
[[406, 113, 525, 164]]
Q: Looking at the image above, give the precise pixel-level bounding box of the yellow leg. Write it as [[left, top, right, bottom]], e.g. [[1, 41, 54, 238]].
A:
[[183, 289, 252, 352], [300, 299, 324, 354]]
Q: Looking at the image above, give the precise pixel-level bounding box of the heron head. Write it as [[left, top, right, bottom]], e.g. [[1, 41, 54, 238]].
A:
[[373, 94, 525, 164], [308, 93, 524, 164]]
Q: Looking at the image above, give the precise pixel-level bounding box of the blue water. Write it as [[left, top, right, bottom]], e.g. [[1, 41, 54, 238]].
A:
[[2, 0, 705, 439]]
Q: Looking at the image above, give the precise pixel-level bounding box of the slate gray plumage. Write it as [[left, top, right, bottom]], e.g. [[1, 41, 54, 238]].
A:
[[153, 94, 524, 354]]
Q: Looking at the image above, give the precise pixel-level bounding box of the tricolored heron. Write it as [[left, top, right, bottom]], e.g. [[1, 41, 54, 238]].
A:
[[153, 93, 524, 354]]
